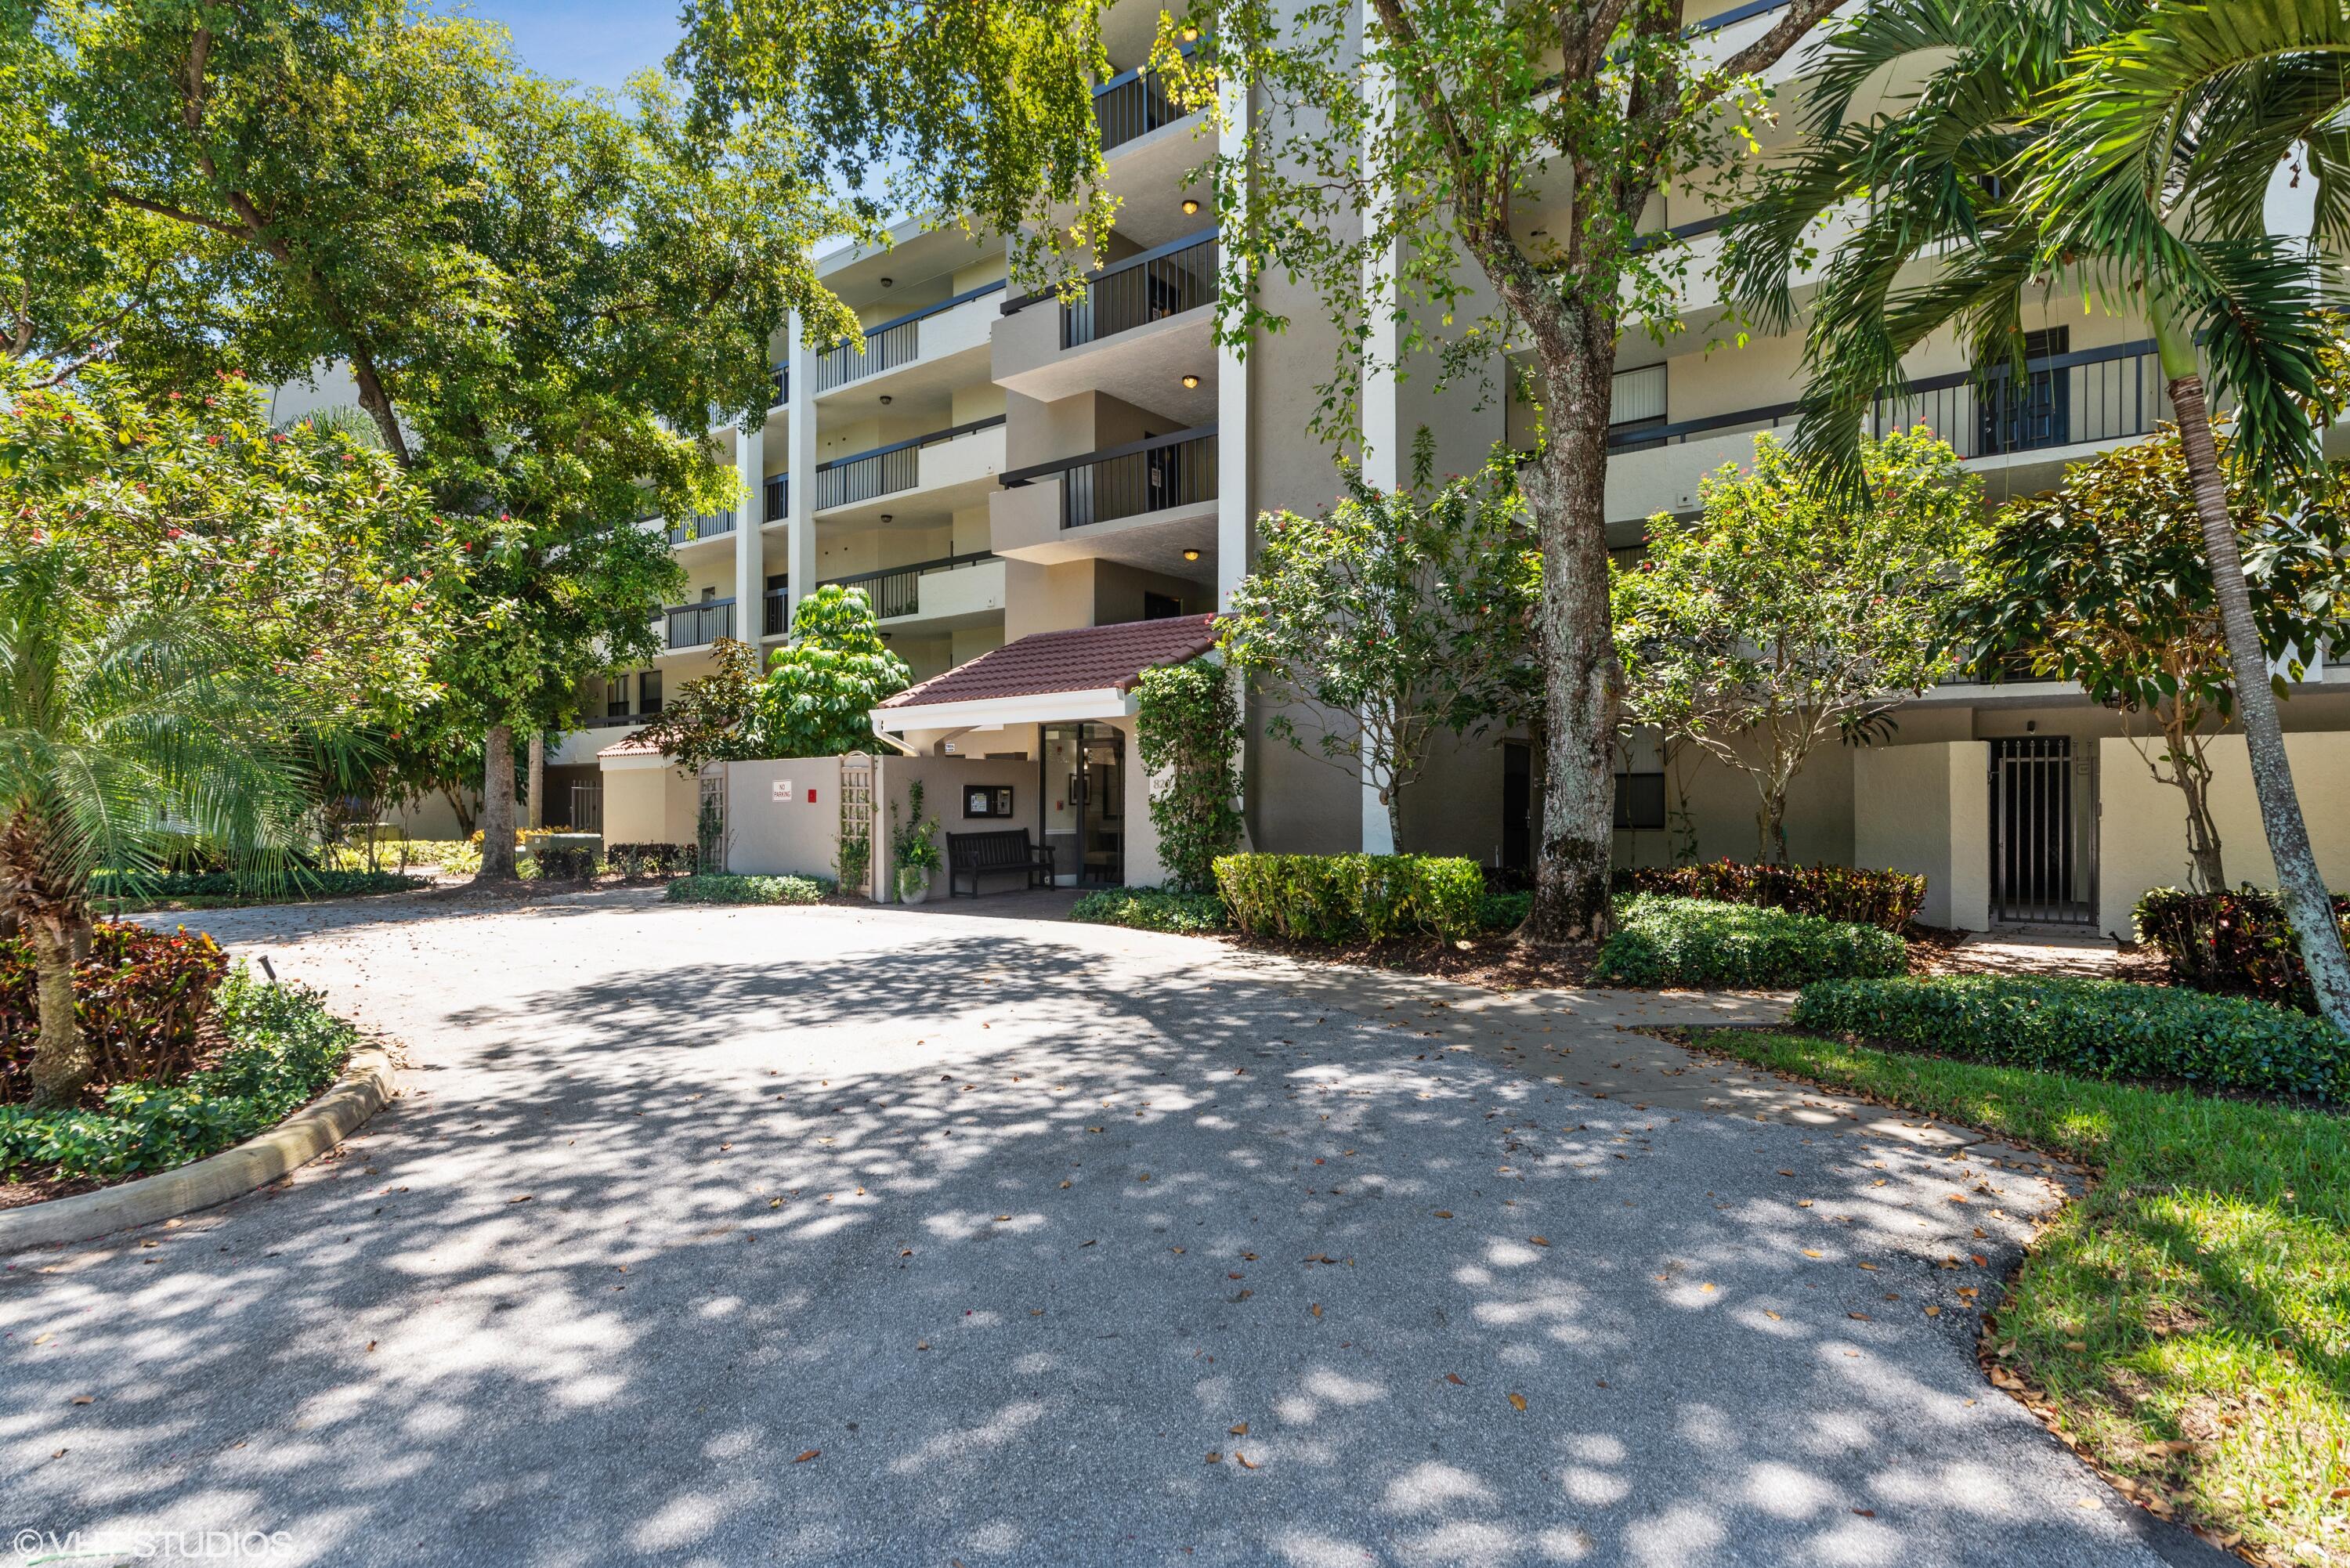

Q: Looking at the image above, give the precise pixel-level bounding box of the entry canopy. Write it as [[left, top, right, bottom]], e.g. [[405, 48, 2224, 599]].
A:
[[871, 614, 1220, 735]]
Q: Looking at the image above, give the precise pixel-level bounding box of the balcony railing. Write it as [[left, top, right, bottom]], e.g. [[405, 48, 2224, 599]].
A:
[[1061, 230, 1217, 349], [764, 473, 788, 522], [812, 414, 1007, 511], [660, 598, 735, 650], [812, 280, 1008, 393], [763, 585, 790, 637], [667, 510, 735, 546], [771, 363, 788, 406], [821, 551, 998, 622], [1603, 338, 2168, 459], [1095, 60, 1189, 153], [1002, 427, 1219, 529]]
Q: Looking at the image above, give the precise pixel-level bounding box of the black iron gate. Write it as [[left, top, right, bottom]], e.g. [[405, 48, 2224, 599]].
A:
[[1990, 736, 2097, 925]]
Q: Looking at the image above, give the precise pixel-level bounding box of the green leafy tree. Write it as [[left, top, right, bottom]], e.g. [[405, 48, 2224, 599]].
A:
[[1135, 659, 1244, 894], [1948, 430, 2350, 894], [27, 0, 862, 880], [754, 585, 913, 758], [638, 637, 768, 777], [1220, 461, 1537, 851], [1613, 429, 1987, 863], [1144, 0, 1841, 938], [1728, 0, 2350, 1031], [0, 363, 448, 1104]]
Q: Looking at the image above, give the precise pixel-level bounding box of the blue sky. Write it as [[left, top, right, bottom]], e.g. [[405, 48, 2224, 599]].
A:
[[457, 0, 682, 93]]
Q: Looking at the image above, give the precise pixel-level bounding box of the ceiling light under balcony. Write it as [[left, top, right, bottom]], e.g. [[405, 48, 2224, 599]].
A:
[[1182, 199, 1200, 215], [1181, 374, 1200, 389], [880, 514, 894, 523], [880, 276, 894, 287], [1183, 549, 1201, 562], [878, 394, 892, 405]]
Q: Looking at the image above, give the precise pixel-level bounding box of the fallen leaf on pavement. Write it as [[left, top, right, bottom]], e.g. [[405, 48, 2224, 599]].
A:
[[1229, 1422, 1248, 1436], [1445, 1374, 1466, 1386], [1508, 1393, 1528, 1411], [794, 1450, 820, 1463]]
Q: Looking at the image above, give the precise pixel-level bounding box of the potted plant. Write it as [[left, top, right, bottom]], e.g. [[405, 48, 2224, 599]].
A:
[[890, 779, 942, 905]]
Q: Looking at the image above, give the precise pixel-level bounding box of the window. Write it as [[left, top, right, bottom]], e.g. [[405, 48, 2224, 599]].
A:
[[1614, 772, 1667, 831], [964, 783, 1015, 818], [1142, 591, 1184, 620], [639, 670, 663, 716], [606, 673, 631, 719]]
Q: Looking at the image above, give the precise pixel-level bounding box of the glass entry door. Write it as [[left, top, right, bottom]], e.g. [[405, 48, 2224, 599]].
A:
[[1039, 723, 1125, 887]]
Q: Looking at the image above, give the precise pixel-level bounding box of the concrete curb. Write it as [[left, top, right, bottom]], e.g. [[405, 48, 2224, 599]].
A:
[[0, 1046, 396, 1254]]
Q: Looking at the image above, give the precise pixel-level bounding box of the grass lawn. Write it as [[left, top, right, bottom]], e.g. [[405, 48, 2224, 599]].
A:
[[1701, 1031, 2347, 1567]]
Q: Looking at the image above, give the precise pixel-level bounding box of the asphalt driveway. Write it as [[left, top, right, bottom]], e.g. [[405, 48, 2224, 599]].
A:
[[0, 891, 2215, 1567]]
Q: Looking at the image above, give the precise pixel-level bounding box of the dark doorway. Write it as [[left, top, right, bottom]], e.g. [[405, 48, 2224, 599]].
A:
[[1040, 723, 1126, 885], [1142, 591, 1184, 620], [1501, 741, 1531, 874], [1990, 735, 2098, 924], [1979, 327, 2071, 454]]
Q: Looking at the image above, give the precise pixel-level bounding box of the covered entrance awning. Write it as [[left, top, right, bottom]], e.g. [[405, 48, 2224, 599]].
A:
[[870, 614, 1220, 742]]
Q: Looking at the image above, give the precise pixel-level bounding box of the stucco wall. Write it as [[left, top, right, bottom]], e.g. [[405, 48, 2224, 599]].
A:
[[723, 756, 846, 880], [1853, 742, 1990, 930], [601, 762, 700, 847], [2098, 730, 2350, 936]]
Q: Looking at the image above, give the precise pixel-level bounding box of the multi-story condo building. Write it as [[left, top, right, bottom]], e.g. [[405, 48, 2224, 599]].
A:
[[544, 0, 2350, 936]]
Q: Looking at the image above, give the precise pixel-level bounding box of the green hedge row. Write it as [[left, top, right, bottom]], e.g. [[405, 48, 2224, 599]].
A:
[[1593, 894, 1907, 988], [1213, 854, 1484, 942], [90, 869, 429, 901], [1791, 974, 2348, 1100], [1619, 862, 1926, 932], [0, 968, 356, 1180], [663, 873, 833, 905], [1070, 887, 1230, 934]]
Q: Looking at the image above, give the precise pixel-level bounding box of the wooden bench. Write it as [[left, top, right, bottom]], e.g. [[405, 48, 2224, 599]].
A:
[[945, 829, 1058, 898]]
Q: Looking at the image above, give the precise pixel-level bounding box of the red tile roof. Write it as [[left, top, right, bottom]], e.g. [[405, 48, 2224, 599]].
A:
[[876, 614, 1220, 711], [596, 735, 662, 757]]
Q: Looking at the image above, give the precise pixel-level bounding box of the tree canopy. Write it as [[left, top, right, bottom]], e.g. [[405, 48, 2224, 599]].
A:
[[753, 586, 914, 760]]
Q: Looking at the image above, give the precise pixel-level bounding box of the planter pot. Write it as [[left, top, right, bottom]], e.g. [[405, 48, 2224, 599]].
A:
[[898, 869, 933, 905]]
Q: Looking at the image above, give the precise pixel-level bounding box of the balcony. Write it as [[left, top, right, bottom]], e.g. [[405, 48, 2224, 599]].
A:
[[1600, 338, 2167, 522], [660, 598, 735, 652], [812, 281, 1006, 398], [994, 231, 1218, 399], [823, 551, 1004, 630], [992, 428, 1217, 569], [763, 584, 791, 638], [764, 473, 788, 523], [811, 416, 1008, 525], [771, 363, 788, 407], [665, 510, 736, 547]]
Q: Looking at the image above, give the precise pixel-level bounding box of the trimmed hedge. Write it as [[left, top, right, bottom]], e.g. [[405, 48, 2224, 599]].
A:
[[533, 846, 600, 881], [1593, 894, 1907, 988], [1479, 890, 1533, 933], [1618, 861, 1925, 932], [663, 873, 833, 905], [90, 869, 429, 901], [2134, 884, 2350, 1015], [1790, 974, 2349, 1100], [609, 842, 697, 877], [1213, 854, 1485, 943], [1, 923, 228, 1098], [1070, 887, 1229, 934], [0, 966, 357, 1180]]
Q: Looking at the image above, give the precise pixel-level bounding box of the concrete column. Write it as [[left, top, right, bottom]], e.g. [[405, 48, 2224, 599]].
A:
[[1216, 71, 1252, 614], [1356, 0, 1400, 857], [733, 420, 765, 647], [786, 309, 820, 630]]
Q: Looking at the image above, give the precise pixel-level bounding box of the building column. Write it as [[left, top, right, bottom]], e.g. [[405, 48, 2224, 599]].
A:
[[1356, 0, 1401, 856], [1216, 70, 1252, 615], [734, 420, 765, 649], [786, 309, 820, 630]]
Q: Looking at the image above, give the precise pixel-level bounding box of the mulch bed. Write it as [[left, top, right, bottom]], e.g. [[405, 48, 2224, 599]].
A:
[[1213, 929, 1602, 989]]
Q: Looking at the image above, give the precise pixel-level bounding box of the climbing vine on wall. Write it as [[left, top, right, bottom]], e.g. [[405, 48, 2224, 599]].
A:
[[1136, 659, 1244, 894]]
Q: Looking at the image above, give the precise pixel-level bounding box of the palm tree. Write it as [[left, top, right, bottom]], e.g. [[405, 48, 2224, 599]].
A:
[[1728, 0, 2350, 1034], [0, 540, 316, 1106]]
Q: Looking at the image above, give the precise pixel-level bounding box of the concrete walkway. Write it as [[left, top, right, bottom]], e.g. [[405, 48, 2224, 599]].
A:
[[0, 892, 2214, 1567]]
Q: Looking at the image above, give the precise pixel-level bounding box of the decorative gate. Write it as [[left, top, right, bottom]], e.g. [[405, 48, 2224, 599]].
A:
[[1990, 736, 2098, 925], [839, 757, 876, 898], [696, 768, 726, 873]]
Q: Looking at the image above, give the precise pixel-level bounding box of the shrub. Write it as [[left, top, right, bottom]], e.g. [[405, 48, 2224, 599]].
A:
[[1790, 974, 2349, 1100], [0, 966, 356, 1180], [2133, 884, 2350, 1015], [389, 839, 469, 866], [1593, 894, 1907, 987], [1213, 854, 1485, 943], [1070, 887, 1229, 934], [608, 842, 697, 877], [1135, 659, 1245, 894], [663, 873, 833, 905], [1479, 890, 1532, 932], [1618, 861, 1925, 931], [89, 869, 430, 902], [532, 845, 600, 881], [0, 924, 228, 1098]]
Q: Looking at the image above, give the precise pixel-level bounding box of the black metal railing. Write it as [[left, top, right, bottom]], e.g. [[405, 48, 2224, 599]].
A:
[[812, 280, 1008, 393], [1095, 61, 1188, 153], [764, 473, 788, 522], [1002, 427, 1218, 529], [812, 414, 1007, 511], [820, 551, 998, 622], [771, 363, 789, 406], [666, 510, 735, 546], [1061, 231, 1217, 349], [763, 586, 790, 637], [1603, 338, 2167, 457], [583, 713, 640, 729], [660, 598, 735, 649]]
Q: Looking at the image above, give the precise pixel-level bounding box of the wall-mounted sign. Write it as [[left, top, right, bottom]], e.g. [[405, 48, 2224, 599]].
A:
[[771, 779, 794, 802]]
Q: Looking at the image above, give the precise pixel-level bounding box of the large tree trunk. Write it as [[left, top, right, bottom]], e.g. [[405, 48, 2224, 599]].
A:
[[526, 731, 545, 831], [2170, 375, 2350, 1035], [1520, 325, 1624, 943], [476, 724, 519, 882], [26, 914, 92, 1108]]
